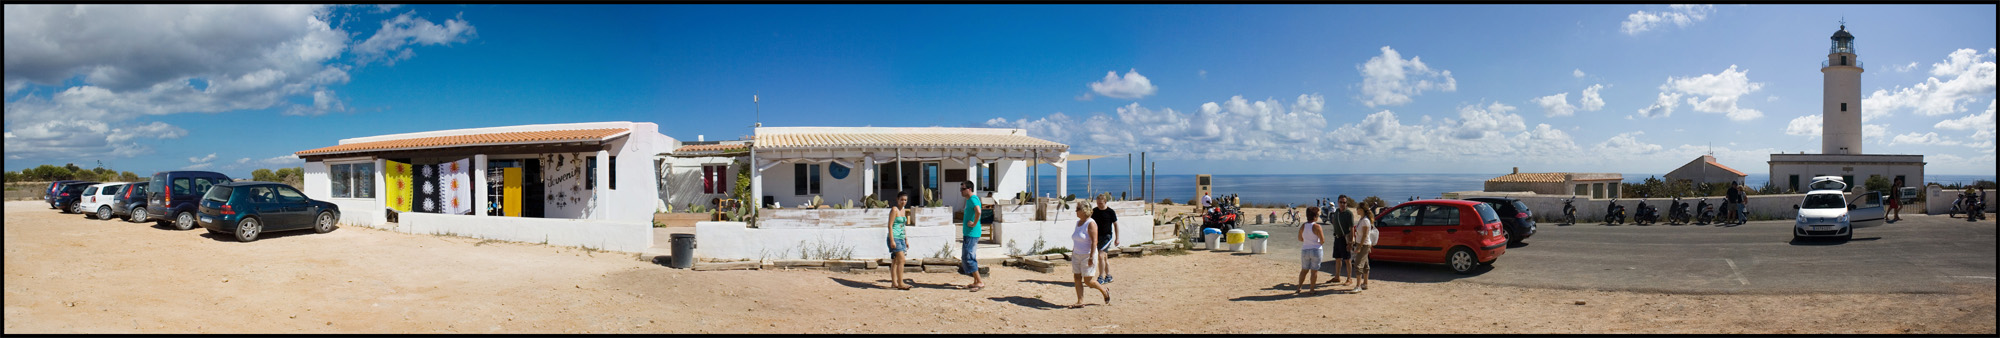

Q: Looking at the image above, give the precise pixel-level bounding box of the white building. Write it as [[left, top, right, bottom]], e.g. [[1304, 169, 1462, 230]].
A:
[[656, 139, 748, 212], [745, 126, 1070, 209], [1767, 24, 1924, 193], [294, 121, 676, 253], [1665, 155, 1748, 187]]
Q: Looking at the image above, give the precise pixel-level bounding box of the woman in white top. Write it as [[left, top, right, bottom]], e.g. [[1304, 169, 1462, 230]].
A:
[[1296, 206, 1324, 295], [1351, 202, 1380, 293], [1069, 201, 1110, 308]]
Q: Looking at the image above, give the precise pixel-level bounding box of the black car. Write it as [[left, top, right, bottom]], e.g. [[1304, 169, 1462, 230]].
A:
[[43, 180, 90, 209], [112, 182, 150, 223], [196, 182, 341, 242], [145, 171, 231, 230], [1466, 197, 1537, 245], [52, 183, 95, 214]]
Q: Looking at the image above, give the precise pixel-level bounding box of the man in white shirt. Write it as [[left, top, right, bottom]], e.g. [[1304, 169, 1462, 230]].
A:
[[1201, 193, 1213, 209]]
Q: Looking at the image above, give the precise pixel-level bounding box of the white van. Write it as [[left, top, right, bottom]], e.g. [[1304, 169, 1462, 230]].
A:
[[1792, 176, 1886, 241], [76, 182, 132, 219]]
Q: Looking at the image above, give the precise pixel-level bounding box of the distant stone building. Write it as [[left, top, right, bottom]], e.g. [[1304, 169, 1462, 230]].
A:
[[1664, 155, 1747, 186], [1484, 168, 1624, 199]]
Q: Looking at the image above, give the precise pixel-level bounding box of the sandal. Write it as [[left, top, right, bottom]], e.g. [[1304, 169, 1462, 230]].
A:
[[967, 284, 984, 292]]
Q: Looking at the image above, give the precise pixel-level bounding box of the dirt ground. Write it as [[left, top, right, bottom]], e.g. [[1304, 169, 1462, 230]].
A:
[[5, 201, 1991, 334]]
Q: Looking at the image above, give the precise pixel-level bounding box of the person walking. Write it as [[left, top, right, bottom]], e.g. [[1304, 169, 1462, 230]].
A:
[[1329, 195, 1356, 286], [1091, 194, 1119, 285], [885, 191, 913, 290], [1350, 201, 1379, 293], [1889, 177, 1905, 222], [1296, 206, 1325, 295], [1069, 201, 1110, 308], [956, 182, 985, 292], [1728, 183, 1748, 225]]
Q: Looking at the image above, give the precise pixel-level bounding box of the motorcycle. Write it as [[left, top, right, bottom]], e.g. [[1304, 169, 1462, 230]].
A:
[[1604, 198, 1626, 225], [1694, 198, 1715, 225], [1956, 191, 1988, 222], [1667, 196, 1692, 225], [1201, 194, 1242, 233], [1634, 200, 1659, 225], [1561, 196, 1578, 225]]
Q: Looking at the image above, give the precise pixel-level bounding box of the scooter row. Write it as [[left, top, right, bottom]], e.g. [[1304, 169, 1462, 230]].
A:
[[1558, 196, 1742, 226]]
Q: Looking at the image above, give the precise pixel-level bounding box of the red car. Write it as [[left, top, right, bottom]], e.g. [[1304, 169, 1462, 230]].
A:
[[1369, 199, 1507, 274]]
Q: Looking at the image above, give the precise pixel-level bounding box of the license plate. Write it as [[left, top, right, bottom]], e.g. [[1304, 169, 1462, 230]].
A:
[[1811, 226, 1833, 231], [200, 216, 214, 224]]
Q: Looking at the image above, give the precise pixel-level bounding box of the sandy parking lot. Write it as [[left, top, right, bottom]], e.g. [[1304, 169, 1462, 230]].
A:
[[5, 201, 1991, 333]]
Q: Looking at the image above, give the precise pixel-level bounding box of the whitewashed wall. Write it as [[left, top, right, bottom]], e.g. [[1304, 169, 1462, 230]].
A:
[[395, 212, 651, 253], [694, 221, 963, 260], [657, 155, 737, 212]]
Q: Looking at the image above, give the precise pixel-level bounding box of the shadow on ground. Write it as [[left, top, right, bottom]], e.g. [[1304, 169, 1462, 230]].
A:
[[1788, 236, 1881, 246], [988, 296, 1069, 310]]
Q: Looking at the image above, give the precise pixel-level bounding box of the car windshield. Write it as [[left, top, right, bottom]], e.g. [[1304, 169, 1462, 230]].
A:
[[1802, 194, 1845, 209], [204, 185, 234, 203]]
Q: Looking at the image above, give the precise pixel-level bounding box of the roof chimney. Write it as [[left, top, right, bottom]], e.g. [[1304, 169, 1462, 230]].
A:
[[698, 135, 704, 142], [1513, 167, 1519, 174]]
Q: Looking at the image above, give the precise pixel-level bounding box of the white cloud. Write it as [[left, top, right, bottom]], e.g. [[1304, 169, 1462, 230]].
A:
[[1637, 92, 1682, 118], [1087, 69, 1158, 100], [1573, 69, 1586, 78], [259, 154, 305, 166], [189, 153, 218, 163], [1532, 92, 1577, 117], [1766, 95, 1780, 102], [1864, 48, 1996, 117], [1591, 131, 1664, 155], [988, 93, 1330, 160], [1198, 70, 1208, 80], [2, 5, 475, 161], [1934, 100, 1996, 132], [1356, 46, 1457, 108], [1620, 4, 1715, 35], [1074, 92, 1094, 101], [1894, 62, 1920, 72], [1579, 84, 1607, 111], [351, 11, 477, 66], [1656, 65, 1765, 120], [1889, 132, 1963, 146], [1785, 114, 1821, 137]]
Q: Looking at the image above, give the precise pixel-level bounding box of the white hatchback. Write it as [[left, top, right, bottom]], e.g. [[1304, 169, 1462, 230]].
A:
[[1792, 176, 1885, 241], [76, 182, 132, 219]]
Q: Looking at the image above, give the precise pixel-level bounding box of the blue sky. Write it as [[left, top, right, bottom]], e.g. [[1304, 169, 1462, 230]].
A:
[[5, 4, 1995, 180]]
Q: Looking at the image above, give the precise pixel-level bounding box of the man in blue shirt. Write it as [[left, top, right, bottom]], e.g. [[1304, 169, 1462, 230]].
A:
[[957, 181, 985, 292]]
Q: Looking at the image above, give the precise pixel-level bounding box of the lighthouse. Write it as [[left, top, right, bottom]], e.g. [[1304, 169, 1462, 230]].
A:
[[1767, 23, 1925, 194], [1821, 25, 1864, 155]]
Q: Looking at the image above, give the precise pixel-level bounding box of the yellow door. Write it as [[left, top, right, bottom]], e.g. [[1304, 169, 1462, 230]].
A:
[[502, 167, 522, 217]]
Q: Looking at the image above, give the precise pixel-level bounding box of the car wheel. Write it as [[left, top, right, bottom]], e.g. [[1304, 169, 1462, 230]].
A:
[[97, 206, 113, 220], [314, 211, 336, 234], [235, 217, 261, 242], [1448, 248, 1478, 275], [128, 207, 146, 223], [173, 211, 196, 231]]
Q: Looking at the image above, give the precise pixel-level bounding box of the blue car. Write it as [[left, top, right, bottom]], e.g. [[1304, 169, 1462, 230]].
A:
[[196, 182, 340, 242]]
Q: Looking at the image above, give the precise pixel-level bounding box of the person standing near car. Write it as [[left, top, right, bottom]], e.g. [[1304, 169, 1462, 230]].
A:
[[1329, 195, 1356, 286], [1296, 206, 1324, 295], [1888, 177, 1904, 222], [1091, 193, 1119, 285], [885, 191, 913, 291], [1350, 202, 1379, 293], [956, 182, 985, 292]]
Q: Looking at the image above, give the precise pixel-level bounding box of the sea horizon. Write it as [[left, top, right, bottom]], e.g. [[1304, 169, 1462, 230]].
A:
[[1029, 173, 1997, 206]]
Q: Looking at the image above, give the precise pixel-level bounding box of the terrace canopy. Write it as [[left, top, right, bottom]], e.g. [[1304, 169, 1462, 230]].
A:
[[747, 127, 1069, 207]]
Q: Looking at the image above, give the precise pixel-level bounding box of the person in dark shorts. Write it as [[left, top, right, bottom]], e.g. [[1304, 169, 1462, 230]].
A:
[[1091, 193, 1119, 285], [1889, 177, 1904, 222], [1330, 195, 1355, 286]]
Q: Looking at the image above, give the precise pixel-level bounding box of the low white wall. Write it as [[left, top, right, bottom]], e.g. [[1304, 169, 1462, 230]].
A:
[[326, 198, 384, 228], [1457, 192, 1811, 223], [1924, 187, 1994, 215], [694, 221, 963, 260], [395, 213, 651, 253], [994, 214, 1156, 256]]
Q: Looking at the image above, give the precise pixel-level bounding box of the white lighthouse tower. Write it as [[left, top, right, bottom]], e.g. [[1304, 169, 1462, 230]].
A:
[[1821, 24, 1864, 154], [1768, 22, 1924, 195]]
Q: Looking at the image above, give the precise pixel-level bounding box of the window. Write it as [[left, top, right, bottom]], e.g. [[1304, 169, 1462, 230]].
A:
[[1419, 205, 1461, 226], [243, 186, 274, 204], [609, 156, 617, 190], [328, 163, 375, 199], [1591, 183, 1604, 199], [1378, 206, 1421, 227], [1841, 175, 1855, 192], [1575, 184, 1588, 196], [276, 186, 306, 203], [586, 156, 597, 190], [1789, 174, 1800, 192], [192, 178, 219, 199], [922, 162, 939, 192], [978, 163, 995, 192], [945, 169, 968, 183], [1841, 103, 1847, 112], [1895, 175, 1906, 187], [794, 163, 821, 195], [1840, 55, 1847, 65], [172, 178, 192, 197], [702, 165, 729, 194]]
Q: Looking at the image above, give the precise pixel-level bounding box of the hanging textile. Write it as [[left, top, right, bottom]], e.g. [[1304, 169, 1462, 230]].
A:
[[441, 158, 473, 215], [384, 160, 413, 212], [412, 162, 440, 213]]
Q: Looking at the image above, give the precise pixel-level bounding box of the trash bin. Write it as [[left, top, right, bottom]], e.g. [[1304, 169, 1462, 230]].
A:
[[669, 233, 697, 269], [1226, 229, 1246, 252], [1203, 228, 1223, 251], [1248, 231, 1270, 254]]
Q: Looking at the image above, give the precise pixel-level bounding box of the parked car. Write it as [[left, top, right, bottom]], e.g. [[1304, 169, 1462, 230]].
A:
[[112, 182, 150, 222], [43, 180, 91, 209], [197, 181, 341, 242], [1792, 176, 1885, 241], [1370, 199, 1508, 274], [1464, 197, 1536, 245], [52, 182, 95, 214], [78, 182, 133, 219], [146, 171, 232, 230]]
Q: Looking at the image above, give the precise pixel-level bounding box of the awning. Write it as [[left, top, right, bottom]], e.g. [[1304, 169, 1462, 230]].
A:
[[1029, 154, 1110, 166]]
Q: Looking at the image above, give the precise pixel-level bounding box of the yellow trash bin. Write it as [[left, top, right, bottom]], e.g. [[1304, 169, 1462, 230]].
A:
[[1226, 229, 1246, 252]]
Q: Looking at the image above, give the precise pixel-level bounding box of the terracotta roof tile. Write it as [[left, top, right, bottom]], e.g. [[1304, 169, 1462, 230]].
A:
[[671, 143, 750, 157], [1487, 172, 1569, 183], [1706, 160, 1747, 176], [755, 132, 1065, 150], [296, 128, 628, 156]]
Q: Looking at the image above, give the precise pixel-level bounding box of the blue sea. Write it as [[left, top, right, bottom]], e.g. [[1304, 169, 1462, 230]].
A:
[[1031, 173, 1996, 206]]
